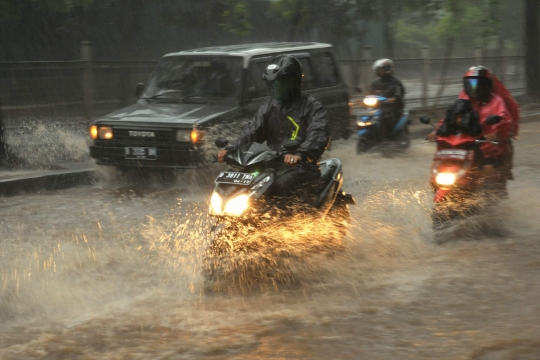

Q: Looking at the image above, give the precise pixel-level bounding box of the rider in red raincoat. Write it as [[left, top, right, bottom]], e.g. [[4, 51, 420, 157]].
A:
[[428, 66, 515, 193], [429, 67, 512, 160]]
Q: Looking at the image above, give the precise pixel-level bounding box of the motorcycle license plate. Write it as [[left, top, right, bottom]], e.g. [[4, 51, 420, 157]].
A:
[[125, 147, 157, 160], [215, 172, 254, 185]]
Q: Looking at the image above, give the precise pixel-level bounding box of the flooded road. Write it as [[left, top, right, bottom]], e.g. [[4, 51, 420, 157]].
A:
[[1, 122, 540, 359]]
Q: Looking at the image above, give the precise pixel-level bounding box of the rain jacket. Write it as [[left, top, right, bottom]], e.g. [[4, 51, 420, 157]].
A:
[[369, 74, 406, 113], [436, 92, 512, 160], [489, 76, 520, 136], [231, 93, 330, 163]]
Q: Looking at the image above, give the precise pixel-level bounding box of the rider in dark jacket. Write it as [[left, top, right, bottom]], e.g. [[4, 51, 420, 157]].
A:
[[218, 55, 330, 197], [369, 58, 406, 139]]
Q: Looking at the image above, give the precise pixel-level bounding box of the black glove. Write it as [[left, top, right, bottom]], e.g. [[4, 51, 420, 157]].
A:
[[485, 115, 502, 125]]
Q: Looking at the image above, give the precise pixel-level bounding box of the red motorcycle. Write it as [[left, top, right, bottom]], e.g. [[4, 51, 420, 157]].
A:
[[420, 116, 504, 228]]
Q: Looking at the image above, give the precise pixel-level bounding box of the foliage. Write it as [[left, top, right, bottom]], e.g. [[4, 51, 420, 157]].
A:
[[396, 0, 506, 52], [220, 0, 253, 36]]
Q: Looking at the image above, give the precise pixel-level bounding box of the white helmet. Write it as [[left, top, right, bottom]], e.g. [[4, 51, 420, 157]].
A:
[[372, 58, 394, 75]]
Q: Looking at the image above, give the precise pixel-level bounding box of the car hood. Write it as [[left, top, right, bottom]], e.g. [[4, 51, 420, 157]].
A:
[[96, 102, 240, 127]]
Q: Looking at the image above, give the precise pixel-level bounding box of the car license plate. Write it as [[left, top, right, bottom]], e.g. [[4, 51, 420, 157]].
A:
[[215, 172, 254, 185], [125, 147, 157, 160]]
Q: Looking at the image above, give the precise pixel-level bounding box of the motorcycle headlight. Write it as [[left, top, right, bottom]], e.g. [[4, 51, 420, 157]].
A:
[[363, 97, 378, 107], [435, 173, 456, 186], [210, 192, 223, 214], [357, 121, 372, 127], [224, 194, 250, 216]]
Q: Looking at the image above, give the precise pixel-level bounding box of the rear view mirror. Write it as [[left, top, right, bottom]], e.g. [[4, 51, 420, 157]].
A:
[[135, 83, 144, 98], [215, 137, 229, 148], [419, 116, 431, 125]]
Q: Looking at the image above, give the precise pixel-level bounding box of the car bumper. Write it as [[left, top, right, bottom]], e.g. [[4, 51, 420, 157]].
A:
[[89, 144, 206, 169]]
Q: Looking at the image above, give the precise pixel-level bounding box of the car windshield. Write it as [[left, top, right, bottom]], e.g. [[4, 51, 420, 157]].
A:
[[141, 56, 242, 102]]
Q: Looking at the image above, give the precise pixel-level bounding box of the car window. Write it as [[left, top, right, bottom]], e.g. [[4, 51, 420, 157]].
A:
[[297, 58, 316, 90], [142, 56, 242, 101], [246, 60, 271, 99], [311, 52, 340, 87]]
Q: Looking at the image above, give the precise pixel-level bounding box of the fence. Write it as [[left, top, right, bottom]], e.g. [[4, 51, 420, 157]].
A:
[[0, 42, 155, 121], [0, 43, 526, 121], [340, 46, 526, 110]]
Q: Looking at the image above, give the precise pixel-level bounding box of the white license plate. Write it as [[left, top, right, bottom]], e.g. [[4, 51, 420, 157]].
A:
[[215, 172, 254, 185], [125, 147, 157, 160]]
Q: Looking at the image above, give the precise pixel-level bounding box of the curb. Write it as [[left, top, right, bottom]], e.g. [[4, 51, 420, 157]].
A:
[[0, 168, 95, 196]]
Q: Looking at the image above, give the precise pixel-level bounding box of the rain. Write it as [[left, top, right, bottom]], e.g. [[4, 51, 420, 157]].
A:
[[1, 1, 540, 359]]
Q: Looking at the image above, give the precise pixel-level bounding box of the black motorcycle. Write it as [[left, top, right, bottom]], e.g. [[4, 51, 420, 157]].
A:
[[203, 138, 355, 281]]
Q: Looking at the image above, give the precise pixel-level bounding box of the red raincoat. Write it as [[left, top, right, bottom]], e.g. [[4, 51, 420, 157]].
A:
[[456, 91, 512, 160]]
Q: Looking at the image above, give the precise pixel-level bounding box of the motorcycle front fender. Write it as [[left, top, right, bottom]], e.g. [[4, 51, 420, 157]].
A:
[[434, 188, 451, 203]]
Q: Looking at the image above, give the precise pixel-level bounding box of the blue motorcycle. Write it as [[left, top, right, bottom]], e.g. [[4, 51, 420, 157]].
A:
[[354, 95, 410, 154]]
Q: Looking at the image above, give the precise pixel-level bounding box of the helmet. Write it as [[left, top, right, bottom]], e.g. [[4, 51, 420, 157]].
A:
[[463, 65, 493, 101], [263, 55, 303, 101], [372, 58, 394, 76]]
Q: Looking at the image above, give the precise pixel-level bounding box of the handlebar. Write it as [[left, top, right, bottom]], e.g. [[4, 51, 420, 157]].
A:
[[475, 139, 499, 145]]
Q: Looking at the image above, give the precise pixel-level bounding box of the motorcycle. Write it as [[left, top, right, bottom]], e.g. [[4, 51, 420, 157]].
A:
[[204, 138, 355, 281], [353, 95, 410, 153], [419, 116, 505, 228]]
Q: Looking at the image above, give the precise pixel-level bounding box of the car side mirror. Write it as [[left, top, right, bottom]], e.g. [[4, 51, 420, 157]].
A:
[[419, 116, 431, 125], [355, 86, 363, 93], [215, 137, 229, 148], [135, 83, 144, 98]]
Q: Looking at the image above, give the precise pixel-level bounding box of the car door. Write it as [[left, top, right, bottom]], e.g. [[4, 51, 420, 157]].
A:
[[306, 51, 350, 140]]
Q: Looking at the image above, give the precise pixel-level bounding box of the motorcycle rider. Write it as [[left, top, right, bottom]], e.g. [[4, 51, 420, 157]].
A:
[[428, 66, 512, 192], [217, 55, 330, 198], [369, 58, 406, 140]]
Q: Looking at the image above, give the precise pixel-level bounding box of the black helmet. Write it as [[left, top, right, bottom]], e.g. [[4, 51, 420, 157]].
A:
[[263, 55, 303, 101], [463, 65, 493, 101]]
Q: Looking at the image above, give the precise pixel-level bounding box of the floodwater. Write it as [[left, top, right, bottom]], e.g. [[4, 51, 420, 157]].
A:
[[1, 122, 540, 359]]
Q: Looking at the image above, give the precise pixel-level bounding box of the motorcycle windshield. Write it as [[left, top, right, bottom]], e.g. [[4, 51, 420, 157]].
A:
[[231, 142, 277, 166], [436, 134, 477, 148]]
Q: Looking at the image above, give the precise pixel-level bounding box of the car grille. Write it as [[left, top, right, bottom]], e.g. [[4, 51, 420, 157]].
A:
[[112, 128, 174, 144]]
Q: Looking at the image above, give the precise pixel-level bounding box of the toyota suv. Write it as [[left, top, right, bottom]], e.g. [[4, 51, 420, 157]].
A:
[[89, 42, 350, 169]]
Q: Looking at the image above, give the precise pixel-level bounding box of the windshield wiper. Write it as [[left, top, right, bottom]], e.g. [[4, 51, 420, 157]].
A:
[[142, 89, 183, 102]]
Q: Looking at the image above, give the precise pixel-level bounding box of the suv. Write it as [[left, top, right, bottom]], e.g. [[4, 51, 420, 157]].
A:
[[89, 42, 350, 169]]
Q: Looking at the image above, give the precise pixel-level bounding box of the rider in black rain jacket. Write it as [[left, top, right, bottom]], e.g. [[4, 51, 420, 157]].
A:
[[219, 55, 330, 197]]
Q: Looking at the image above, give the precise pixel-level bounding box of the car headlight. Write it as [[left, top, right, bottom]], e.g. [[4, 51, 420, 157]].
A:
[[190, 129, 204, 143], [357, 121, 372, 127], [435, 173, 456, 186], [98, 126, 113, 140], [210, 192, 223, 214], [176, 130, 191, 142], [224, 194, 250, 216], [363, 97, 378, 107], [176, 129, 204, 143], [90, 125, 98, 140]]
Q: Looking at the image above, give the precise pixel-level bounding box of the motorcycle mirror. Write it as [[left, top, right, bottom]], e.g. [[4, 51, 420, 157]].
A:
[[355, 86, 363, 93], [215, 137, 229, 148], [419, 116, 431, 125], [135, 83, 144, 98]]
